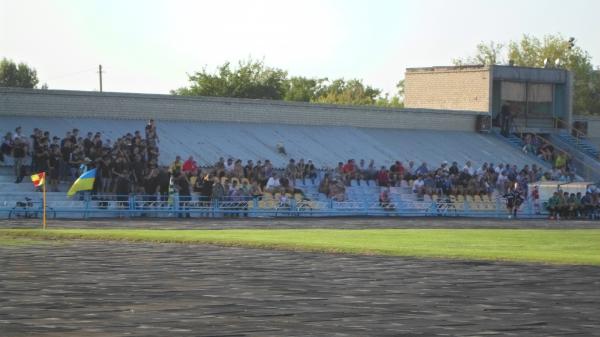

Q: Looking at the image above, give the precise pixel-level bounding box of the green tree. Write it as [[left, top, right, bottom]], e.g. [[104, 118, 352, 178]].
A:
[[284, 76, 326, 102], [0, 58, 40, 88], [315, 79, 382, 106], [173, 59, 398, 108], [507, 35, 597, 115], [172, 59, 288, 100], [375, 80, 404, 108], [453, 41, 505, 66], [456, 35, 600, 115]]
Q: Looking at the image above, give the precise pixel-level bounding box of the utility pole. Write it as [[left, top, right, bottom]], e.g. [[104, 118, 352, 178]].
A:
[[98, 64, 103, 92]]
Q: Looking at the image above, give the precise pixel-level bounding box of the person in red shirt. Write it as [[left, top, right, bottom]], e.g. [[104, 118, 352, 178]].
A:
[[182, 155, 198, 173], [376, 166, 390, 187], [341, 159, 356, 185]]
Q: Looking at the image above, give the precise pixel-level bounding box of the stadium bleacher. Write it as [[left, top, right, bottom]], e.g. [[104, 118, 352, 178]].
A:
[[1, 116, 544, 168], [1, 116, 576, 220]]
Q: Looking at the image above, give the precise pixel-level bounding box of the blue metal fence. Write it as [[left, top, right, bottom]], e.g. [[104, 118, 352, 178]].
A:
[[0, 193, 552, 220]]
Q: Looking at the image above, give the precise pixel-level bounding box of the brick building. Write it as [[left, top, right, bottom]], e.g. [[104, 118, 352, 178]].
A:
[[404, 65, 573, 132]]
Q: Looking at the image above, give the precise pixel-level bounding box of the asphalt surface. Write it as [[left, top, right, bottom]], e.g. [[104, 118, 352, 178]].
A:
[[1, 218, 600, 336]]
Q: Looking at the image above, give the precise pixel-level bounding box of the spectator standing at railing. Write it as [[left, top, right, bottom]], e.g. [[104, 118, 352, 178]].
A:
[[182, 156, 197, 173], [144, 161, 159, 197], [131, 153, 145, 193], [69, 145, 86, 181], [211, 176, 225, 203], [12, 137, 26, 183], [97, 154, 112, 193], [173, 171, 191, 218], [154, 166, 169, 202], [114, 168, 131, 208], [35, 137, 50, 179], [48, 144, 61, 192], [169, 156, 182, 175]]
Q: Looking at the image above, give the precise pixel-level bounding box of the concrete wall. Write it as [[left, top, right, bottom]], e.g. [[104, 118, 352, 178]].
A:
[[0, 88, 482, 132], [574, 115, 600, 138], [404, 66, 491, 113]]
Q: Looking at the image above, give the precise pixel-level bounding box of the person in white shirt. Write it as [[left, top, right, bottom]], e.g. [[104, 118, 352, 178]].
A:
[[495, 163, 504, 174], [412, 176, 425, 195], [463, 161, 475, 176], [225, 158, 235, 173], [265, 173, 281, 192]]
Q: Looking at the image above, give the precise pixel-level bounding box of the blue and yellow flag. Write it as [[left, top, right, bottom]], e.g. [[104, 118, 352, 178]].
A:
[[67, 169, 97, 198]]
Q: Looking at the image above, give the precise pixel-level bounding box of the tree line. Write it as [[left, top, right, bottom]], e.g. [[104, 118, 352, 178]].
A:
[[171, 59, 404, 108]]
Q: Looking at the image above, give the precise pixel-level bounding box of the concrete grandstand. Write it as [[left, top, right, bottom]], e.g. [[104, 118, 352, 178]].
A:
[[1, 85, 598, 219]]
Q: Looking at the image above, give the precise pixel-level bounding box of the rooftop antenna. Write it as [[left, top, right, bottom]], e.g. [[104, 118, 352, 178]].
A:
[[98, 64, 103, 92]]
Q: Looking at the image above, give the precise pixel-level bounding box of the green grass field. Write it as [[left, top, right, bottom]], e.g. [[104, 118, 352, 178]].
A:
[[2, 228, 600, 265]]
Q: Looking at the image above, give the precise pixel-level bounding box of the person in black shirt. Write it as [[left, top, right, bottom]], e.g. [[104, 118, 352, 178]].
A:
[[174, 171, 191, 218], [156, 166, 171, 203], [83, 132, 94, 157], [503, 186, 524, 219], [144, 161, 159, 198], [48, 144, 61, 192], [114, 167, 130, 208], [12, 138, 26, 183]]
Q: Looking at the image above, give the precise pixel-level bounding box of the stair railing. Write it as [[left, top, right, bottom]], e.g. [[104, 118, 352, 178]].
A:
[[527, 131, 600, 182]]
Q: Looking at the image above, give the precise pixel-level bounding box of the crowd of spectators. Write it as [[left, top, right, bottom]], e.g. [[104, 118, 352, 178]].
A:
[[1, 121, 161, 198], [545, 186, 600, 220], [2, 124, 599, 220], [520, 133, 574, 175]]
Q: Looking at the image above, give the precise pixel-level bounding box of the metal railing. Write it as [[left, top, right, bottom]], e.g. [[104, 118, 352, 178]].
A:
[[513, 125, 600, 182], [0, 193, 548, 220]]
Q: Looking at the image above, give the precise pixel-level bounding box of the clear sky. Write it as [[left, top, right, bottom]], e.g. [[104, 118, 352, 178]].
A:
[[1, 0, 599, 96]]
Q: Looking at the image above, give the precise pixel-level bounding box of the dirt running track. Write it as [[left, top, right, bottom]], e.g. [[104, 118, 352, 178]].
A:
[[1, 218, 600, 336]]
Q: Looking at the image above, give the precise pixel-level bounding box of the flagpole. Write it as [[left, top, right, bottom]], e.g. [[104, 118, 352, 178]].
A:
[[42, 174, 47, 230]]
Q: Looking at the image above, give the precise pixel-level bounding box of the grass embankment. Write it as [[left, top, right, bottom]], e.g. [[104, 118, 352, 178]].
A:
[[1, 228, 599, 265]]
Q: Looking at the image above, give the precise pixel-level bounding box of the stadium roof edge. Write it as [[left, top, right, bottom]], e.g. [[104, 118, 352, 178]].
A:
[[0, 87, 486, 117]]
